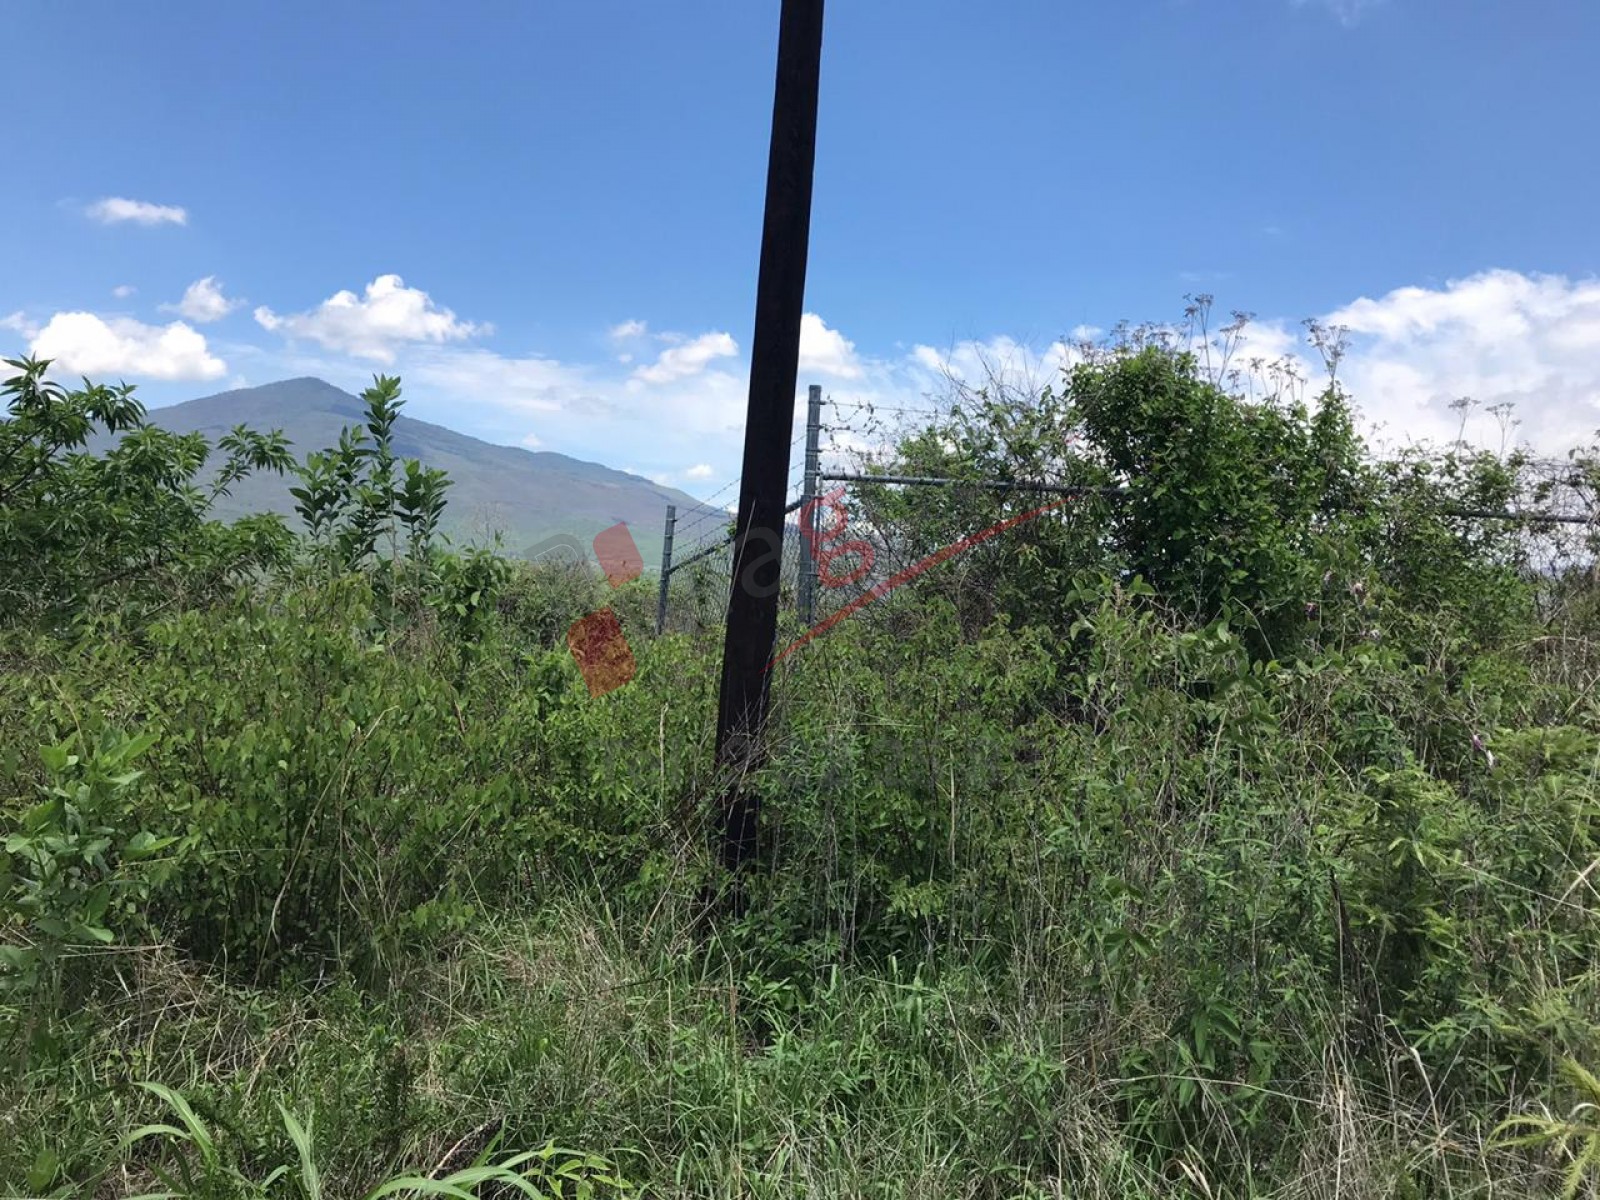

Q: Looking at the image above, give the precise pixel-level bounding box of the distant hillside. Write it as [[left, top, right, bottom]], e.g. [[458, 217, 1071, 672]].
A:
[[126, 378, 724, 566]]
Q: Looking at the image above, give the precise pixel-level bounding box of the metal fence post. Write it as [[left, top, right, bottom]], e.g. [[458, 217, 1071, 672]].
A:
[[656, 504, 676, 635], [797, 384, 822, 625]]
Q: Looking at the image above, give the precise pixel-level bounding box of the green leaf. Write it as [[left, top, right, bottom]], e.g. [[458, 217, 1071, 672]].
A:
[[26, 1147, 60, 1192], [124, 831, 178, 860], [129, 1082, 219, 1172], [364, 1177, 481, 1200], [279, 1104, 321, 1200]]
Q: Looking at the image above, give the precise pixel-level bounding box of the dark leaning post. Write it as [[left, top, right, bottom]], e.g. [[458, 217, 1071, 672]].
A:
[[712, 0, 826, 898]]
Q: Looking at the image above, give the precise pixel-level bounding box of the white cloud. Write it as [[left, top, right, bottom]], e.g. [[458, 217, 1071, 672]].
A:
[[799, 312, 863, 379], [2, 311, 38, 340], [983, 271, 1600, 456], [409, 341, 751, 439], [165, 276, 241, 323], [893, 275, 1600, 457], [407, 347, 581, 417], [632, 330, 738, 384], [86, 197, 188, 227], [48, 265, 1582, 499], [29, 312, 226, 380], [112, 284, 137, 299], [609, 319, 648, 341], [1322, 269, 1600, 451], [254, 274, 486, 363], [909, 334, 1076, 396]]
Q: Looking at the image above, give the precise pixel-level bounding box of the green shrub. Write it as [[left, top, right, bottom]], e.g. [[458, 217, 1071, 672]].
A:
[[0, 357, 293, 627]]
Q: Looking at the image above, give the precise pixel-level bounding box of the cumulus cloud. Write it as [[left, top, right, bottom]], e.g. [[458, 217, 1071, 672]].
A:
[[899, 274, 1600, 456], [29, 312, 226, 380], [632, 330, 738, 384], [799, 312, 863, 379], [1323, 269, 1600, 451], [86, 197, 188, 226], [254, 274, 486, 363], [410, 341, 750, 438], [165, 276, 241, 323], [37, 270, 1580, 500], [404, 313, 868, 473], [112, 284, 137, 299]]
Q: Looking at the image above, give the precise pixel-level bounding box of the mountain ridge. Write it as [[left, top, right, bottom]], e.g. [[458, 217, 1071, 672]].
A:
[[128, 377, 720, 565]]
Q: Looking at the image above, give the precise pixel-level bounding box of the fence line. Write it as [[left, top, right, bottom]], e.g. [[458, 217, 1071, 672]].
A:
[[652, 385, 1600, 637]]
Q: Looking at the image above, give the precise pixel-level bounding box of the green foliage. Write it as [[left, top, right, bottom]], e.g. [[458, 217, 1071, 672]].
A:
[[1068, 343, 1365, 654], [1, 728, 168, 1004], [1, 352, 1597, 1197], [0, 357, 294, 626], [858, 334, 1372, 662], [853, 366, 1117, 639], [118, 1079, 632, 1199], [1365, 446, 1540, 650], [1495, 1060, 1600, 1199], [289, 374, 513, 649], [495, 561, 608, 649], [0, 579, 713, 982], [290, 376, 449, 573]]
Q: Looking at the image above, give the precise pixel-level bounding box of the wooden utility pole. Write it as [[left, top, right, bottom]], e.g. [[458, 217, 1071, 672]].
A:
[[714, 0, 825, 879]]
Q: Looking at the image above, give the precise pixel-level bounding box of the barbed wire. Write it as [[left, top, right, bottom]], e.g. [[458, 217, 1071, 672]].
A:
[[655, 390, 1600, 646]]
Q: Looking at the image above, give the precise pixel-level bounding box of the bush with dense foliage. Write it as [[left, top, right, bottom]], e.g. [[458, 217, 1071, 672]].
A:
[[0, 358, 296, 628]]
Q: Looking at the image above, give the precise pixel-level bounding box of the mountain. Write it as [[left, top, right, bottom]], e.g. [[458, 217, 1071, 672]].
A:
[[129, 378, 721, 567]]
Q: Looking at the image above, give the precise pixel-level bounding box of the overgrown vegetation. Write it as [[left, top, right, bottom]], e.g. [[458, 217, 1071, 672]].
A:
[[3, 324, 1600, 1198]]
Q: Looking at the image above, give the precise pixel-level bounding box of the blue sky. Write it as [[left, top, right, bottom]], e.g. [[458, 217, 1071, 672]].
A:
[[4, 0, 1599, 495]]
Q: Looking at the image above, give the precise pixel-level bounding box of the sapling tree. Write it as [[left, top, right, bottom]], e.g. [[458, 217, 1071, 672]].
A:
[[289, 374, 503, 640], [290, 375, 450, 572], [0, 356, 294, 626]]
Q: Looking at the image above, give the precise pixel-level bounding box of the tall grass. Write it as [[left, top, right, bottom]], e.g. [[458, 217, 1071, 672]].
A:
[[2, 569, 1598, 1197]]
